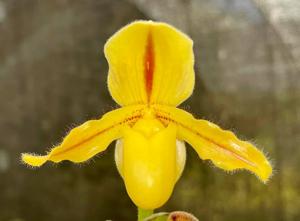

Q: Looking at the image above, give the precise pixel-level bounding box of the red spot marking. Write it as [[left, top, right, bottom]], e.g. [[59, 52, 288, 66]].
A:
[[144, 32, 155, 102], [171, 214, 178, 221]]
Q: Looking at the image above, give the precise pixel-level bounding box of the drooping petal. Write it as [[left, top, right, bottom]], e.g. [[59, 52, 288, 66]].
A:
[[154, 105, 272, 183], [104, 20, 195, 107], [22, 105, 145, 167], [122, 121, 178, 209]]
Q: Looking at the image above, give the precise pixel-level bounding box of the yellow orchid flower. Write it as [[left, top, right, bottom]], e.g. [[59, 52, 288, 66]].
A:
[[22, 20, 272, 210]]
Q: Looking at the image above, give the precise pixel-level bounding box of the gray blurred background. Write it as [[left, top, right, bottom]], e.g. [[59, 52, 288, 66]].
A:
[[1, 0, 300, 220]]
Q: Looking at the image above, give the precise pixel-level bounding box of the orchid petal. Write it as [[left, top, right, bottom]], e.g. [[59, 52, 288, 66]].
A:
[[22, 105, 144, 167], [154, 105, 272, 183]]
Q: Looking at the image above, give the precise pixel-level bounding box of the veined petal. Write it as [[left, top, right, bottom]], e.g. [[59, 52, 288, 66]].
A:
[[104, 20, 194, 107], [154, 105, 272, 183], [122, 121, 178, 209], [22, 105, 145, 167]]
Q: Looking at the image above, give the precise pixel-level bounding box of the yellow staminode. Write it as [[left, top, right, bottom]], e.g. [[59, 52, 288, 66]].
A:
[[22, 20, 272, 210]]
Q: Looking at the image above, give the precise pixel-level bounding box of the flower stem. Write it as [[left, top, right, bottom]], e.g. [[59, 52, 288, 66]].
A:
[[138, 207, 153, 221]]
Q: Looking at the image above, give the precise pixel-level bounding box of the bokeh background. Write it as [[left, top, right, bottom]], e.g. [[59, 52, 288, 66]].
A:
[[1, 0, 300, 220]]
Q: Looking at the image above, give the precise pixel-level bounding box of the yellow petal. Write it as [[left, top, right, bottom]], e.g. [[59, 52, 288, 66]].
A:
[[122, 119, 178, 209], [104, 20, 195, 107], [153, 105, 272, 183], [22, 105, 145, 167]]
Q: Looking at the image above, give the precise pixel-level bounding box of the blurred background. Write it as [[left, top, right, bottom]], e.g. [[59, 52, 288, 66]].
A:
[[0, 0, 300, 220]]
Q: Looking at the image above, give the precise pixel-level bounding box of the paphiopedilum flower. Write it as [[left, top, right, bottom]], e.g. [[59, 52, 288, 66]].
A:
[[22, 20, 272, 210]]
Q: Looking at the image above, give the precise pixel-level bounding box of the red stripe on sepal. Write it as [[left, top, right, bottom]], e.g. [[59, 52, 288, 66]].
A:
[[144, 32, 155, 102]]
